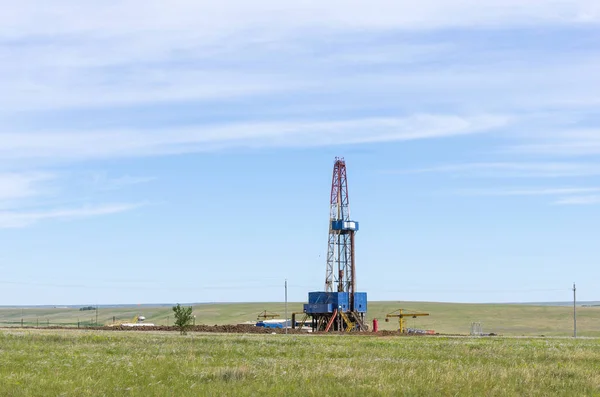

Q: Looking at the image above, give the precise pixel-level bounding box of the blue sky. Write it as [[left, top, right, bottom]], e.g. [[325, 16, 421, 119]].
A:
[[0, 1, 599, 305]]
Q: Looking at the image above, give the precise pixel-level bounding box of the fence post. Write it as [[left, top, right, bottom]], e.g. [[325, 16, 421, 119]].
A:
[[37, 318, 39, 328], [47, 319, 49, 327], [21, 318, 23, 327]]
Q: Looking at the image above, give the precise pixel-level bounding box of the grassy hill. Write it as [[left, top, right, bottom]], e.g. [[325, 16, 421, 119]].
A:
[[1, 301, 597, 336]]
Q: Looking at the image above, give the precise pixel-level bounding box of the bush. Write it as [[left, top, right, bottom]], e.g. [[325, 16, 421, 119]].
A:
[[172, 304, 194, 335]]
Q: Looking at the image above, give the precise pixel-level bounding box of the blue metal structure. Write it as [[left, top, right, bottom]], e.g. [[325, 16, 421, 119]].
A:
[[256, 320, 292, 329], [304, 292, 367, 314], [354, 292, 367, 313]]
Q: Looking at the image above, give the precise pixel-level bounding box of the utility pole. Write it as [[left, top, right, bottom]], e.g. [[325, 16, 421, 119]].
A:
[[285, 279, 288, 335], [95, 306, 99, 327], [573, 283, 577, 338]]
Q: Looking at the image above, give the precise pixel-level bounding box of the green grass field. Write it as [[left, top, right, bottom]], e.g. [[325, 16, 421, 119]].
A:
[[2, 301, 598, 336], [1, 329, 600, 396]]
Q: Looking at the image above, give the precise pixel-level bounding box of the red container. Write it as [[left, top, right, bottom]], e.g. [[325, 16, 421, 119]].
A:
[[373, 319, 379, 332]]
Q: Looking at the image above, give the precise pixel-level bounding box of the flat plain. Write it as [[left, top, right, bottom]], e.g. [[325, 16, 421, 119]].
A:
[[2, 301, 599, 336], [1, 329, 600, 396]]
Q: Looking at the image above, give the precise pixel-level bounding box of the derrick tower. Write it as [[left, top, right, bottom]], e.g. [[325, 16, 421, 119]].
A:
[[325, 158, 358, 308], [301, 157, 367, 333]]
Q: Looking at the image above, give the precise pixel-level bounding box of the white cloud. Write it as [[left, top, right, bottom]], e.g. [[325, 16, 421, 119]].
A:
[[0, 1, 596, 40], [453, 186, 600, 205], [554, 195, 600, 205], [3, 34, 599, 113], [0, 114, 508, 163], [0, 203, 143, 228], [0, 172, 55, 203], [455, 187, 600, 197], [0, 68, 302, 111], [396, 162, 600, 178], [0, 1, 598, 113], [0, 0, 597, 223], [511, 130, 600, 156], [88, 174, 156, 192], [0, 172, 148, 228]]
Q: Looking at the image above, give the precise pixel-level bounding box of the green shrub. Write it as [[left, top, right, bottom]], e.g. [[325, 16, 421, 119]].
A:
[[172, 304, 193, 335]]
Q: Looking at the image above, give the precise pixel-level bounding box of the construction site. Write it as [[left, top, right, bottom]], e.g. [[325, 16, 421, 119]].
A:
[[128, 157, 435, 335], [4, 157, 589, 336], [0, 157, 440, 336], [288, 157, 433, 335]]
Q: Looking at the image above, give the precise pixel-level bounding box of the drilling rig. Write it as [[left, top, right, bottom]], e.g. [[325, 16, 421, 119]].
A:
[[302, 158, 368, 332]]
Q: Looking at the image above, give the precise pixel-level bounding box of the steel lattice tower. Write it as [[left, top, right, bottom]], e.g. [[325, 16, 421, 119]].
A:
[[325, 158, 358, 309], [297, 157, 366, 333]]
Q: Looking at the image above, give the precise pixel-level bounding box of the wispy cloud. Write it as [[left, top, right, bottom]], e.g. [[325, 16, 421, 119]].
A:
[[88, 174, 156, 192], [1, 1, 595, 40], [394, 162, 600, 178], [554, 195, 600, 206], [0, 203, 143, 229], [455, 187, 600, 197], [0, 1, 598, 114], [0, 172, 55, 203], [0, 114, 508, 163], [0, 172, 148, 227], [454, 186, 600, 206], [511, 130, 600, 156], [0, 0, 597, 226]]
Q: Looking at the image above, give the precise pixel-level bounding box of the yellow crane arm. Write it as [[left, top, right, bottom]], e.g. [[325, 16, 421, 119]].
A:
[[386, 313, 429, 318], [257, 310, 280, 321], [385, 309, 430, 333]]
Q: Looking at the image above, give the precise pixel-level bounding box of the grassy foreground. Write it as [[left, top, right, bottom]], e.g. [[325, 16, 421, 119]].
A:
[[2, 301, 599, 336], [1, 329, 600, 396]]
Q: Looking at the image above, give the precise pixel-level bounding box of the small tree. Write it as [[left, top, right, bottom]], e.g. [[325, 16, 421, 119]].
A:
[[172, 304, 194, 335]]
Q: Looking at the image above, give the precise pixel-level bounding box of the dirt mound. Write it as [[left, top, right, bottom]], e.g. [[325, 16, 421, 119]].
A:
[[4, 325, 464, 337], [92, 324, 309, 334]]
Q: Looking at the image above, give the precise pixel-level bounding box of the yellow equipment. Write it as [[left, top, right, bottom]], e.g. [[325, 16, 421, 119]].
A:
[[257, 310, 280, 321], [385, 309, 430, 333], [292, 312, 310, 330]]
